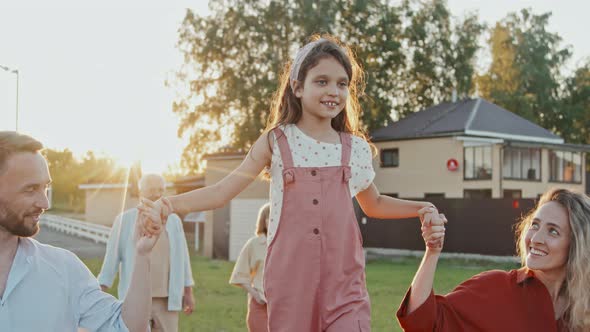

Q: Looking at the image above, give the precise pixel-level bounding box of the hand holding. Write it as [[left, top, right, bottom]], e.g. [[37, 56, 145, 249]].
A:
[[421, 213, 447, 252]]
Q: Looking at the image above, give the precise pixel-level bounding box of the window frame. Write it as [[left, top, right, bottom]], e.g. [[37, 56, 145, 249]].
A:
[[380, 148, 399, 168], [502, 147, 542, 182], [549, 150, 583, 184], [463, 146, 493, 180]]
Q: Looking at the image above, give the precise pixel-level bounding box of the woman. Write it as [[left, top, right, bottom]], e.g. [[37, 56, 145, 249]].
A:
[[229, 203, 270, 332], [397, 188, 590, 331]]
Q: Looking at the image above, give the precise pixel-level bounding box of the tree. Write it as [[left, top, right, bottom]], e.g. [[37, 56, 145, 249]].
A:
[[477, 9, 571, 132], [560, 62, 590, 145], [43, 149, 131, 212], [172, 0, 483, 171]]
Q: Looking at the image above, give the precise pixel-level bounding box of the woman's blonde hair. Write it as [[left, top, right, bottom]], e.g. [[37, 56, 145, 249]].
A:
[[515, 188, 590, 331], [255, 203, 271, 236]]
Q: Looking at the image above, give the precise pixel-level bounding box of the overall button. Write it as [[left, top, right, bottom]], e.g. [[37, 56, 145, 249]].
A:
[[311, 170, 317, 176], [312, 199, 319, 205], [313, 228, 320, 235]]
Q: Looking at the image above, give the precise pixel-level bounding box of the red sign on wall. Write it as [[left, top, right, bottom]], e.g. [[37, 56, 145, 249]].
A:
[[447, 158, 459, 171]]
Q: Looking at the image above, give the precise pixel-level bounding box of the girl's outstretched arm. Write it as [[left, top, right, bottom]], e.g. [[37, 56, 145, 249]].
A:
[[158, 132, 272, 216], [356, 183, 435, 220]]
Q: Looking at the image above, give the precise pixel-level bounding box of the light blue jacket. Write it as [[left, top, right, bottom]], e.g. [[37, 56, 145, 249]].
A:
[[0, 238, 129, 332], [97, 208, 194, 311]]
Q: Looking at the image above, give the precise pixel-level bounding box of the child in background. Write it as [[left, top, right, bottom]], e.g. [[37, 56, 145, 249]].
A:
[[229, 203, 270, 332]]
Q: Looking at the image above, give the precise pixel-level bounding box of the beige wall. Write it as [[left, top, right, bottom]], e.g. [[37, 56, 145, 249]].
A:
[[373, 137, 465, 198], [373, 138, 586, 199], [203, 155, 270, 258]]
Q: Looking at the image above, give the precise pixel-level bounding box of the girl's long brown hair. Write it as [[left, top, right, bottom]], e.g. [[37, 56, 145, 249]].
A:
[[265, 34, 368, 141]]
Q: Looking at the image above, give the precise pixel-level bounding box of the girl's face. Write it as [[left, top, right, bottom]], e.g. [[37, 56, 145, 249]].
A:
[[294, 56, 349, 123], [524, 201, 571, 275]]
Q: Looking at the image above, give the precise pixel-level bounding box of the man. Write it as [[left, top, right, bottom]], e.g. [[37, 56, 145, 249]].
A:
[[99, 174, 195, 332], [0, 131, 158, 332]]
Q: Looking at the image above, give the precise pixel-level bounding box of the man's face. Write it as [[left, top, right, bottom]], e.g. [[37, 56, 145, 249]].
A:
[[0, 152, 51, 237], [139, 176, 165, 202]]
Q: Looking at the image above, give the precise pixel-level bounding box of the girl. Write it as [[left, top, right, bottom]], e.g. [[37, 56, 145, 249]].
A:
[[229, 203, 270, 332], [397, 188, 590, 332], [140, 35, 441, 332]]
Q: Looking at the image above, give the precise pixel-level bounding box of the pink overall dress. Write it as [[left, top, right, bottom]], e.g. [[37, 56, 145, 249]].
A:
[[264, 128, 371, 332]]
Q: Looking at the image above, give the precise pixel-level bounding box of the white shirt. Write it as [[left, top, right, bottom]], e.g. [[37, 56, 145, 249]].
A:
[[0, 238, 129, 332], [267, 124, 375, 245]]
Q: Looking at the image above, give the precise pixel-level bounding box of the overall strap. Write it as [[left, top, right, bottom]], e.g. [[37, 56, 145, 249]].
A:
[[272, 127, 294, 169], [339, 131, 352, 167]]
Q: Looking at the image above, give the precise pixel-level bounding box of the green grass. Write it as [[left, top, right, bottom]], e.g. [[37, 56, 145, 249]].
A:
[[83, 253, 517, 332]]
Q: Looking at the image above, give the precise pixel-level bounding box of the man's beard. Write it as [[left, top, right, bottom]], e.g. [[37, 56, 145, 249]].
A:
[[0, 204, 41, 237]]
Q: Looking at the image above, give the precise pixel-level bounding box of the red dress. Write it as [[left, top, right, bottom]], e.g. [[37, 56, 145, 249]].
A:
[[396, 268, 567, 332]]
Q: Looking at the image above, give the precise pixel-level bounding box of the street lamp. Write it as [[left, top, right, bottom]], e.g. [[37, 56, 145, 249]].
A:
[[0, 64, 19, 131]]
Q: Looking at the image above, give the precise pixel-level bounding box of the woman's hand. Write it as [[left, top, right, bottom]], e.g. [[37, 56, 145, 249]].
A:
[[421, 213, 447, 252]]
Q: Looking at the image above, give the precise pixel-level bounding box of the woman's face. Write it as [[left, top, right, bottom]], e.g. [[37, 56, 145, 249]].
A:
[[524, 201, 571, 274]]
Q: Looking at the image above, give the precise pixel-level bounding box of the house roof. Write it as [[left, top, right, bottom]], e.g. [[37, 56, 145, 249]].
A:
[[371, 98, 564, 144]]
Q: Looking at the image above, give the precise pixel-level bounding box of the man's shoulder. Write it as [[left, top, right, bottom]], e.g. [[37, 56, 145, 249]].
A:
[[21, 237, 82, 268]]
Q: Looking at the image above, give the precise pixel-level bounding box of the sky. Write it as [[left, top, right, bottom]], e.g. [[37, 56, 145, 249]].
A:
[[0, 0, 588, 174]]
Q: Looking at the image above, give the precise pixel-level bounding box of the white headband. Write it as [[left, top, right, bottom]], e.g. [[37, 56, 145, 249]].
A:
[[289, 39, 325, 91]]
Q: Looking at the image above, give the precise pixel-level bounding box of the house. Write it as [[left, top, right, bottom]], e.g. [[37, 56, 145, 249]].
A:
[[371, 98, 588, 199]]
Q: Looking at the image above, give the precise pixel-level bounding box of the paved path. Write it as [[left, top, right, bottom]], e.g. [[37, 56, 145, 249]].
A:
[[34, 225, 106, 259]]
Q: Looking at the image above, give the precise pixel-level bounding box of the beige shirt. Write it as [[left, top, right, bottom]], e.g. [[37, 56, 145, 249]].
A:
[[150, 229, 170, 298], [229, 235, 267, 301]]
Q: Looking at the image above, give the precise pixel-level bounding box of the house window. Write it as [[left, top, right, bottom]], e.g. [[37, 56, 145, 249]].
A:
[[503, 189, 522, 199], [464, 189, 492, 199], [380, 148, 399, 168], [464, 146, 492, 180], [550, 150, 583, 183], [503, 147, 541, 181]]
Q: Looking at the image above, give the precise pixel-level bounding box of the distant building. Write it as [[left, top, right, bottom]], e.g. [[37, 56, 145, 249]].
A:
[[371, 98, 588, 199]]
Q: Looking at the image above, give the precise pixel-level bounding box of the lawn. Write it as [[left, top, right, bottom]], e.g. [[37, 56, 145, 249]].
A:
[[83, 252, 518, 332]]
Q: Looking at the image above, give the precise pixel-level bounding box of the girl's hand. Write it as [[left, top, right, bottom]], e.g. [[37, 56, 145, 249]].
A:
[[138, 198, 164, 236], [418, 206, 437, 226]]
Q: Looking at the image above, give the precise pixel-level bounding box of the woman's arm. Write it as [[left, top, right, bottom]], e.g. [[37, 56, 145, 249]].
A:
[[406, 216, 446, 314]]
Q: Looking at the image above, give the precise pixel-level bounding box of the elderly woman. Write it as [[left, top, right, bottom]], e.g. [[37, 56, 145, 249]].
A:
[[397, 188, 590, 332]]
